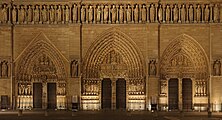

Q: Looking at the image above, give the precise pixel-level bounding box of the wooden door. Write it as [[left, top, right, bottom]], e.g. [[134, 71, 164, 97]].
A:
[[102, 78, 112, 109]]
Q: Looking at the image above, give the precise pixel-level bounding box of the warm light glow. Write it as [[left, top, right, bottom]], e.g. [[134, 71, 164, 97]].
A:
[[57, 96, 66, 109]]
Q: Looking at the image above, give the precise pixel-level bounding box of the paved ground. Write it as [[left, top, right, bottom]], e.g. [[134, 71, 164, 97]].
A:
[[0, 110, 221, 120]]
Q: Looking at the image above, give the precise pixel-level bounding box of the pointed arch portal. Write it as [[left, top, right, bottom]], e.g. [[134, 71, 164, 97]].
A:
[[15, 33, 67, 110], [160, 34, 209, 111], [81, 28, 146, 110]]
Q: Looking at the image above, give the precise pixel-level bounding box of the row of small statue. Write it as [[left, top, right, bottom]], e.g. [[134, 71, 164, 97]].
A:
[[0, 3, 221, 24], [0, 61, 9, 78], [195, 81, 207, 96], [18, 84, 32, 95]]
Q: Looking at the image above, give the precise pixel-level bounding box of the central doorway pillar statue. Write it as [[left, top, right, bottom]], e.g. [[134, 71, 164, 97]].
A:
[[178, 78, 182, 111], [111, 78, 116, 110]]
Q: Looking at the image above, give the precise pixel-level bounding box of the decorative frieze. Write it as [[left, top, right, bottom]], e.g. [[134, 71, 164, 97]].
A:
[[0, 3, 221, 24]]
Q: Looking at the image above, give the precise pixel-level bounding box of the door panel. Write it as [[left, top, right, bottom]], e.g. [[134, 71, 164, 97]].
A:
[[168, 78, 178, 110], [182, 78, 192, 110], [116, 79, 126, 109], [47, 83, 56, 109], [33, 83, 42, 108], [102, 78, 112, 109]]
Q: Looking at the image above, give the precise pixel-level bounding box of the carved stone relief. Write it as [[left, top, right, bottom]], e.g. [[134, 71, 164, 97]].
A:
[[128, 79, 145, 95], [82, 80, 99, 95], [195, 80, 207, 96], [160, 80, 167, 96]]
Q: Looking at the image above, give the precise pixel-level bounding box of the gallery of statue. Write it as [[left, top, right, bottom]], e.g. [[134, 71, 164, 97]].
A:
[[0, 0, 222, 112]]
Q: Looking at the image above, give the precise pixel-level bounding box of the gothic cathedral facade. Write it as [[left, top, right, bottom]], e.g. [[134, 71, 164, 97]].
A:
[[0, 0, 222, 111]]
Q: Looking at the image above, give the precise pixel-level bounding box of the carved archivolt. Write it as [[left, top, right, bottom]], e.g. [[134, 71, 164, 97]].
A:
[[16, 33, 67, 83], [160, 34, 208, 80], [0, 2, 221, 24], [83, 28, 144, 79]]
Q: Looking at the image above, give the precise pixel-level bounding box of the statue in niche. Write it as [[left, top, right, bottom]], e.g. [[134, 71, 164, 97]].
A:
[[65, 5, 69, 23], [126, 5, 131, 22], [189, 4, 194, 22], [213, 59, 221, 76], [196, 4, 201, 22], [1, 61, 8, 77], [195, 81, 199, 96], [119, 5, 124, 23], [204, 5, 209, 22], [42, 5, 47, 22], [2, 4, 8, 23], [141, 5, 146, 22], [173, 4, 178, 22], [27, 6, 32, 22], [19, 5, 25, 23], [88, 5, 93, 23], [72, 4, 77, 22], [166, 5, 170, 22], [104, 5, 109, 22], [199, 81, 203, 95], [134, 4, 139, 23], [181, 4, 186, 22], [160, 81, 166, 95], [150, 4, 155, 22], [111, 5, 117, 23], [149, 60, 156, 76], [34, 5, 40, 22], [158, 4, 163, 22], [96, 5, 101, 23], [12, 6, 17, 23], [71, 60, 79, 77], [213, 4, 219, 22], [81, 6, 86, 23], [50, 5, 55, 22], [56, 5, 62, 22]]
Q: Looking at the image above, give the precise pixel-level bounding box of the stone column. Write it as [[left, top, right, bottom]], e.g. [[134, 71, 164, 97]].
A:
[[62, 5, 65, 24], [85, 5, 89, 23], [93, 5, 96, 24], [116, 4, 119, 23], [201, 4, 204, 23], [111, 79, 116, 110], [186, 4, 189, 23], [178, 78, 182, 111], [178, 4, 181, 23], [155, 3, 158, 23], [170, 4, 173, 23], [42, 82, 47, 109], [163, 4, 166, 23], [108, 5, 111, 23], [210, 4, 213, 23], [101, 4, 104, 23], [194, 4, 197, 23], [124, 4, 127, 23], [77, 3, 81, 23]]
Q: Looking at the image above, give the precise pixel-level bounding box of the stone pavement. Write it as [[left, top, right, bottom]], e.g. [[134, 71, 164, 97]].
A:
[[0, 110, 221, 120]]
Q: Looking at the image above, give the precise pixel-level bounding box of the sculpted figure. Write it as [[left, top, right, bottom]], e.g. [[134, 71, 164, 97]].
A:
[[72, 4, 77, 22], [34, 5, 40, 22], [104, 6, 109, 22], [150, 4, 155, 22], [88, 5, 93, 23], [56, 5, 62, 22], [126, 5, 131, 22], [81, 6, 86, 22], [2, 4, 8, 23], [71, 60, 79, 77], [213, 4, 219, 22], [96, 6, 101, 23], [158, 4, 163, 22], [149, 60, 156, 76], [50, 5, 55, 22], [204, 5, 209, 22], [12, 6, 17, 23], [189, 4, 194, 22], [181, 4, 186, 22], [166, 5, 170, 22], [65, 5, 69, 22], [173, 4, 178, 22], [111, 5, 117, 23], [213, 60, 221, 76], [196, 4, 201, 22], [27, 6, 32, 22], [19, 6, 25, 23], [134, 4, 139, 23], [141, 5, 146, 22], [42, 5, 47, 22], [119, 5, 124, 23], [2, 61, 8, 77]]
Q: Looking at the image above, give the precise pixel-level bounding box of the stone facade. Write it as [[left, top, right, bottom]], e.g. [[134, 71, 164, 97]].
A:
[[0, 0, 222, 111]]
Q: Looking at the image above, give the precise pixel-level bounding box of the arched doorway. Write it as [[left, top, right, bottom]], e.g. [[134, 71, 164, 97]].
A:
[[81, 28, 145, 110], [160, 34, 209, 111], [15, 33, 67, 110]]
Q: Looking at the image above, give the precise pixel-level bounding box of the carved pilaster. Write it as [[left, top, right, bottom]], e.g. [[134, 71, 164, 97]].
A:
[[139, 4, 142, 23]]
